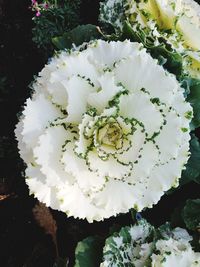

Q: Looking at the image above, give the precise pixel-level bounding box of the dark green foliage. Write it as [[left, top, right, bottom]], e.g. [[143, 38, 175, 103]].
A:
[[170, 204, 185, 228], [167, 135, 200, 195], [52, 24, 103, 50], [74, 236, 104, 267], [182, 199, 200, 231], [170, 197, 200, 250], [185, 78, 200, 129], [181, 135, 200, 185], [32, 0, 81, 56]]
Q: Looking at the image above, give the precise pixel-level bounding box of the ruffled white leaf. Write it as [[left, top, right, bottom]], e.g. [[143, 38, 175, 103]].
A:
[[57, 184, 104, 222], [26, 164, 60, 210], [15, 120, 33, 164], [171, 227, 192, 242], [62, 76, 96, 123], [35, 58, 68, 107], [89, 40, 143, 69], [62, 141, 106, 193], [87, 72, 124, 112], [155, 109, 183, 163], [22, 94, 62, 148], [147, 142, 190, 195], [119, 92, 163, 136], [87, 149, 132, 180], [172, 91, 193, 131], [34, 126, 75, 186], [114, 54, 179, 105], [50, 50, 99, 87], [100, 106, 118, 117], [151, 238, 200, 267], [177, 15, 200, 51], [129, 220, 153, 241], [91, 179, 139, 216], [45, 81, 68, 107], [126, 141, 159, 185], [116, 125, 146, 165], [74, 113, 93, 157]]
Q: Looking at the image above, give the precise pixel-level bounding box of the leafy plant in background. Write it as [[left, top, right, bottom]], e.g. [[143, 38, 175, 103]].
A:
[[182, 199, 200, 231], [31, 0, 81, 57], [75, 219, 200, 266], [100, 0, 200, 79], [170, 198, 200, 252], [74, 236, 104, 267]]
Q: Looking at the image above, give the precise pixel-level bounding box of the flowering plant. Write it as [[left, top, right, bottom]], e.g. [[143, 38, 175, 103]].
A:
[[31, 0, 81, 56], [31, 0, 51, 17]]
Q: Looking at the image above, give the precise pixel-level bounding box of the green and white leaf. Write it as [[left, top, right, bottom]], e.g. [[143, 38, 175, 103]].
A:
[[74, 236, 104, 267], [15, 39, 192, 222]]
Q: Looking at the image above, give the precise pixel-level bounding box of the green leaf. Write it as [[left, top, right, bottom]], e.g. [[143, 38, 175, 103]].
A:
[[181, 134, 200, 185], [52, 24, 103, 50], [182, 199, 200, 231], [120, 21, 182, 76], [74, 236, 104, 267], [102, 220, 154, 266], [99, 0, 125, 30], [186, 78, 200, 129], [151, 45, 182, 77], [120, 21, 144, 43]]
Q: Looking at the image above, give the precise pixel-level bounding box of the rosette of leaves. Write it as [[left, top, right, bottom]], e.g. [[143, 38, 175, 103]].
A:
[[32, 0, 81, 56], [100, 0, 200, 79], [15, 40, 192, 222], [100, 219, 200, 266]]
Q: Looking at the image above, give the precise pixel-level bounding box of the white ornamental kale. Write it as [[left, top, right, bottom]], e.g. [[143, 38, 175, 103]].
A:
[[101, 219, 155, 267], [15, 40, 192, 222], [101, 220, 200, 267], [100, 0, 200, 78]]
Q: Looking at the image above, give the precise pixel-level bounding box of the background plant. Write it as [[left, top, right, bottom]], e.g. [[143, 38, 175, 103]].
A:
[[31, 0, 82, 58]]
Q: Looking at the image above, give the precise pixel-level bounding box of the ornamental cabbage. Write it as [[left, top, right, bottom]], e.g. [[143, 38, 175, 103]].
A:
[[15, 40, 192, 222], [101, 219, 200, 267], [100, 0, 200, 78]]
